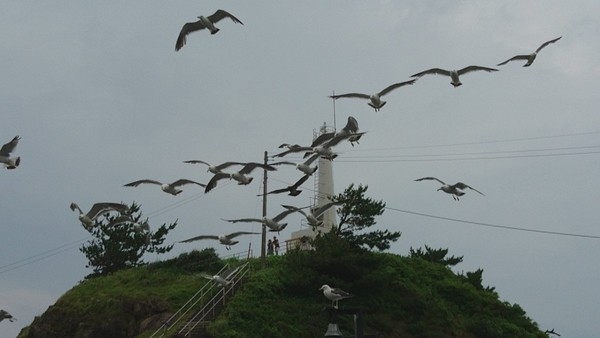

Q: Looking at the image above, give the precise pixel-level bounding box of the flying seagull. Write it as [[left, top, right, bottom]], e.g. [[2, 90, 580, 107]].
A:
[[497, 36, 562, 67], [282, 201, 343, 227], [410, 65, 498, 87], [124, 179, 206, 196], [270, 153, 320, 176], [183, 160, 246, 174], [414, 177, 484, 201], [319, 284, 353, 309], [179, 231, 260, 250], [222, 207, 297, 232], [198, 265, 242, 287], [0, 135, 21, 170], [205, 162, 276, 193], [329, 79, 417, 112], [175, 9, 243, 51], [70, 202, 130, 231], [544, 328, 561, 337], [258, 173, 312, 197], [0, 309, 15, 322]]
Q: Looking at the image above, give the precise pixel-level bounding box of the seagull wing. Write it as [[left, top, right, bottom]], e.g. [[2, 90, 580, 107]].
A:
[[497, 55, 530, 66], [535, 36, 562, 53], [70, 202, 83, 214], [214, 161, 246, 170], [205, 173, 230, 193], [170, 179, 206, 188], [208, 9, 244, 25], [330, 287, 353, 298], [312, 201, 343, 218], [264, 187, 292, 195], [124, 179, 162, 187], [281, 204, 309, 217], [311, 132, 336, 147], [87, 202, 129, 219], [222, 218, 263, 224], [273, 208, 297, 222], [457, 65, 498, 75], [175, 20, 206, 51], [378, 79, 417, 96], [273, 147, 312, 157], [239, 162, 276, 175], [454, 182, 485, 195], [269, 161, 296, 167], [291, 173, 311, 189], [328, 93, 370, 100], [410, 68, 451, 78], [0, 136, 20, 156], [414, 177, 446, 185], [341, 116, 359, 133], [221, 265, 242, 279], [324, 131, 367, 148], [303, 153, 320, 166], [226, 231, 261, 239], [183, 160, 210, 166], [179, 235, 219, 243]]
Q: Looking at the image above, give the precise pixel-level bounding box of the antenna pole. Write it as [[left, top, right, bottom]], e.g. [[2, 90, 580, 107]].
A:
[[332, 90, 337, 131], [261, 151, 268, 265]]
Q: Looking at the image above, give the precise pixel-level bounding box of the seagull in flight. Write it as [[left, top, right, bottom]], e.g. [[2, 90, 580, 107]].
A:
[[175, 9, 243, 51], [0, 135, 21, 170], [497, 36, 562, 67], [183, 160, 246, 174], [70, 202, 130, 231], [414, 177, 484, 201], [411, 65, 498, 87], [205, 162, 277, 193], [258, 173, 312, 197], [282, 201, 343, 227], [222, 207, 297, 232], [319, 284, 353, 309], [198, 265, 242, 287], [124, 179, 206, 196], [329, 79, 417, 112], [179, 231, 260, 250]]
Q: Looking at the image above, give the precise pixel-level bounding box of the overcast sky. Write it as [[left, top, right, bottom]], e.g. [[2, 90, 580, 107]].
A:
[[1, 1, 599, 337]]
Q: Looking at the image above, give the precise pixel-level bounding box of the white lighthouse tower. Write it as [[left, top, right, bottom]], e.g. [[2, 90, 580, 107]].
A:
[[288, 123, 337, 249]]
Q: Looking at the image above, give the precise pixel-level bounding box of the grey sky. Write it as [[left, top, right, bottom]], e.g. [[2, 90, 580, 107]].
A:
[[1, 1, 599, 337]]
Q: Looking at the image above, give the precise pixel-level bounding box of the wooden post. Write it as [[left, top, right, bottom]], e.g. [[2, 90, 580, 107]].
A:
[[261, 151, 268, 265]]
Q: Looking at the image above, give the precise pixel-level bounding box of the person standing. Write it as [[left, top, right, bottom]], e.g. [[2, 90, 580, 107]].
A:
[[267, 239, 274, 256], [273, 236, 280, 255]]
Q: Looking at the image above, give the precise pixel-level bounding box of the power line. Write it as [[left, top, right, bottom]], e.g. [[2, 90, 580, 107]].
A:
[[386, 206, 600, 239]]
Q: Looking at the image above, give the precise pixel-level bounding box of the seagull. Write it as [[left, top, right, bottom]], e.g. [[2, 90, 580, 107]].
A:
[[222, 208, 297, 232], [124, 179, 206, 196], [175, 9, 243, 51], [410, 65, 498, 87], [183, 160, 246, 174], [70, 202, 130, 231], [258, 173, 312, 197], [270, 154, 320, 176], [497, 37, 562, 67], [319, 284, 353, 309], [282, 201, 343, 227], [198, 265, 242, 287], [544, 328, 561, 337], [179, 231, 260, 250], [273, 131, 366, 159], [414, 177, 484, 201], [106, 215, 150, 234], [205, 162, 276, 193], [0, 136, 21, 170], [329, 79, 417, 112], [0, 309, 15, 323]]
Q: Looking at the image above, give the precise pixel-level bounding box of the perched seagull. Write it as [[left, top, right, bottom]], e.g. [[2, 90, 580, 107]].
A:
[[205, 162, 276, 193], [0, 135, 21, 170], [329, 79, 417, 112], [223, 208, 297, 232], [319, 284, 354, 309], [175, 9, 243, 51], [258, 173, 312, 197], [282, 201, 343, 227], [414, 177, 484, 201], [198, 265, 242, 287], [183, 160, 245, 174], [70, 202, 130, 231], [410, 65, 498, 87], [179, 231, 260, 250], [497, 36, 562, 67], [124, 179, 206, 196], [0, 309, 15, 322]]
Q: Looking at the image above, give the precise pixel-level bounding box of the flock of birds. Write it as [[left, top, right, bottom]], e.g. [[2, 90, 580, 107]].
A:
[[1, 7, 564, 314]]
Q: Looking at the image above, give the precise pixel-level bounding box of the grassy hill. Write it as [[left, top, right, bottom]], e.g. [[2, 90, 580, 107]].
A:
[[18, 236, 547, 338]]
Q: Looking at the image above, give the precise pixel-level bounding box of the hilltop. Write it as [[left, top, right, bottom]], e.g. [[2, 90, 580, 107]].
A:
[[18, 236, 547, 338]]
